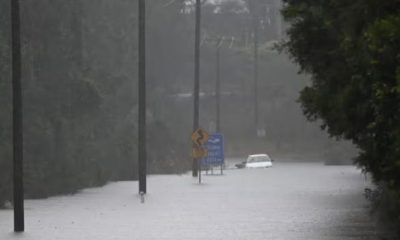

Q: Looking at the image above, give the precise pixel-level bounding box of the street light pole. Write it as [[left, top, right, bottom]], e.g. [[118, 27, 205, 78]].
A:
[[192, 0, 201, 177], [11, 0, 24, 232], [138, 0, 147, 194]]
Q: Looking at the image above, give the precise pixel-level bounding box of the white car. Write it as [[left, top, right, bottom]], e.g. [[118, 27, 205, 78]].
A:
[[244, 154, 273, 168]]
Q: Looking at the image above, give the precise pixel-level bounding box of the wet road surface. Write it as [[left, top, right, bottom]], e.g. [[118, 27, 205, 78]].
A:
[[0, 161, 383, 239]]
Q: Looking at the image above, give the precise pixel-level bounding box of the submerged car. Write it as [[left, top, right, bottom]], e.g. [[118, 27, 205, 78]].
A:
[[235, 154, 273, 169]]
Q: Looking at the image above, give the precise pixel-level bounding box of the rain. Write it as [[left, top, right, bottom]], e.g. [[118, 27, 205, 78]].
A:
[[0, 0, 399, 239]]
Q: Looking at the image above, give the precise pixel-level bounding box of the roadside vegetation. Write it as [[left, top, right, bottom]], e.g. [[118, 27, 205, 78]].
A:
[[281, 0, 400, 235]]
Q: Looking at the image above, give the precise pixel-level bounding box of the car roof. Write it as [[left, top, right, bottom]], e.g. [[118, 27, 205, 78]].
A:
[[248, 154, 269, 157]]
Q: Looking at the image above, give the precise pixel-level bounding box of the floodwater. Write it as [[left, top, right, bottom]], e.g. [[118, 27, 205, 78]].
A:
[[0, 161, 384, 240]]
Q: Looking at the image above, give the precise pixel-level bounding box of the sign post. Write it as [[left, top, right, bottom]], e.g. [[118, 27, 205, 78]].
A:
[[203, 133, 225, 175], [191, 128, 209, 184]]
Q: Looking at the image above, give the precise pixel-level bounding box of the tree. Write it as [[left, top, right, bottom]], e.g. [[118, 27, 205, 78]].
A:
[[281, 0, 400, 230], [0, 0, 192, 203]]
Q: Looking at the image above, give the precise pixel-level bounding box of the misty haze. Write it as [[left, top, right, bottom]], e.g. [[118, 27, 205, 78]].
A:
[[1, 0, 399, 239]]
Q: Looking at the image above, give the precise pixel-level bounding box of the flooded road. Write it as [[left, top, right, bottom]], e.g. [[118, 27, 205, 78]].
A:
[[222, 161, 379, 239], [0, 161, 383, 240]]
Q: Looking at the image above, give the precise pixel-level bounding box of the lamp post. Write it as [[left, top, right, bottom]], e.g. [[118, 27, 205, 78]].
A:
[[11, 0, 24, 232]]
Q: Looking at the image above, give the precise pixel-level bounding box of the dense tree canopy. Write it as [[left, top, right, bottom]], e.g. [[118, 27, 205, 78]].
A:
[[282, 0, 400, 227], [0, 0, 191, 203]]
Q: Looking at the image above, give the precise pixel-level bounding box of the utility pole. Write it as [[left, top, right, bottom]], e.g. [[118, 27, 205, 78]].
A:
[[275, 0, 283, 40], [11, 0, 24, 232], [252, 2, 259, 131], [216, 38, 223, 133], [138, 0, 147, 194], [216, 44, 223, 175], [192, 0, 201, 177]]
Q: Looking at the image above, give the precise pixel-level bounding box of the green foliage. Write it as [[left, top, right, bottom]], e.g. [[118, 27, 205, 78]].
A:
[[0, 0, 190, 204], [282, 0, 400, 230]]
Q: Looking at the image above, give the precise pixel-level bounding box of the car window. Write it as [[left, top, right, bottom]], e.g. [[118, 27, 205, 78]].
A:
[[247, 155, 272, 163], [255, 156, 271, 162]]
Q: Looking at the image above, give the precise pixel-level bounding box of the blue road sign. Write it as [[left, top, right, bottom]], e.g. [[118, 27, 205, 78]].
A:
[[203, 133, 224, 165]]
